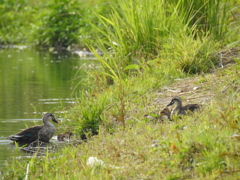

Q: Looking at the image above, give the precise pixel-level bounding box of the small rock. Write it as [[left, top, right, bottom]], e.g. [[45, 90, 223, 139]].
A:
[[86, 157, 104, 167]]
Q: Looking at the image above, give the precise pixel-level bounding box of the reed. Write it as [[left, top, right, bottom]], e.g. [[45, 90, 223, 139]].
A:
[[90, 0, 235, 76], [172, 0, 230, 39]]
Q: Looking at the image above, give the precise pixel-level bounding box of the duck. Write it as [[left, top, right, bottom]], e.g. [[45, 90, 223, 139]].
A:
[[167, 97, 201, 116], [144, 107, 172, 122], [158, 107, 172, 121], [9, 113, 59, 144], [57, 131, 73, 141]]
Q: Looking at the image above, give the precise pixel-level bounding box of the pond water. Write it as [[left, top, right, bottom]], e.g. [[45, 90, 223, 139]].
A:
[[0, 47, 93, 172]]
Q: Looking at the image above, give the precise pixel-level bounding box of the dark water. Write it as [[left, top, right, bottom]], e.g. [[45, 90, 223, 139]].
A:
[[0, 47, 93, 172]]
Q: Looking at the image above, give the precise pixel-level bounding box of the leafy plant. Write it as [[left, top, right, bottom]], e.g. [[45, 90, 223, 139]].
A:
[[35, 0, 83, 48], [65, 90, 108, 139], [0, 0, 37, 44]]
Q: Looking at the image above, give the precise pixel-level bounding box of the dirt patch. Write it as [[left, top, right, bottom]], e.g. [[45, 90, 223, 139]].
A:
[[151, 48, 240, 111]]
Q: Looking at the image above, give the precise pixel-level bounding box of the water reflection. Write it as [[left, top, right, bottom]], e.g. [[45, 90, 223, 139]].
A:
[[0, 48, 92, 172]]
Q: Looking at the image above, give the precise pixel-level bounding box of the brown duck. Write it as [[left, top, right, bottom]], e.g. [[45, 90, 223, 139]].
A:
[[9, 113, 59, 144], [158, 107, 172, 121], [57, 131, 73, 141], [167, 97, 201, 116]]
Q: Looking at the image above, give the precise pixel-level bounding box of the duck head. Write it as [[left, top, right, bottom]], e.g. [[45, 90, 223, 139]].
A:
[[44, 113, 59, 124], [167, 97, 181, 107]]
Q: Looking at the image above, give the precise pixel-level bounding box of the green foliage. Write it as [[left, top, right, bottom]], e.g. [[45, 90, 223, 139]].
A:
[[65, 91, 108, 139], [172, 0, 230, 40], [35, 0, 83, 48], [89, 0, 239, 79], [162, 32, 220, 74], [0, 0, 113, 46], [0, 0, 37, 44], [90, 0, 237, 78], [91, 0, 181, 76], [0, 0, 238, 51]]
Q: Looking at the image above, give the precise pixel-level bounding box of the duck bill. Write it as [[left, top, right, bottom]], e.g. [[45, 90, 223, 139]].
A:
[[166, 101, 175, 107], [52, 118, 59, 124]]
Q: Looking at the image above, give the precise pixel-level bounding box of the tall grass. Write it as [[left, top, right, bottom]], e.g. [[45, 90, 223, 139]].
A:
[[172, 0, 230, 40], [162, 32, 220, 74], [90, 0, 235, 76], [91, 0, 185, 76]]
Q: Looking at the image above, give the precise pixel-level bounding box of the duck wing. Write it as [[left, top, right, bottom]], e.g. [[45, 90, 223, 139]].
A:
[[9, 125, 44, 143], [183, 104, 201, 112]]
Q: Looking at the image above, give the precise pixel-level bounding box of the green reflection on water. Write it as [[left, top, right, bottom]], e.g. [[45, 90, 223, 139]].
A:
[[0, 48, 88, 119]]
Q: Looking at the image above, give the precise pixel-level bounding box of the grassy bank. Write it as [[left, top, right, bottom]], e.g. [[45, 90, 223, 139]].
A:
[[4, 56, 240, 179], [2, 0, 240, 179]]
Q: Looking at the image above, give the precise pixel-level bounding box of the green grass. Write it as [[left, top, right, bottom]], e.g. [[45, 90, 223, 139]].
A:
[[87, 0, 239, 87]]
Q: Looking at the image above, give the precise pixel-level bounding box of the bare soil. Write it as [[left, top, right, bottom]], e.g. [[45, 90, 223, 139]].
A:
[[150, 48, 240, 112]]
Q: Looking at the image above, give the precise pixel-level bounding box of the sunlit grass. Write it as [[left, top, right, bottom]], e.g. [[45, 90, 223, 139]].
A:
[[89, 0, 237, 78]]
